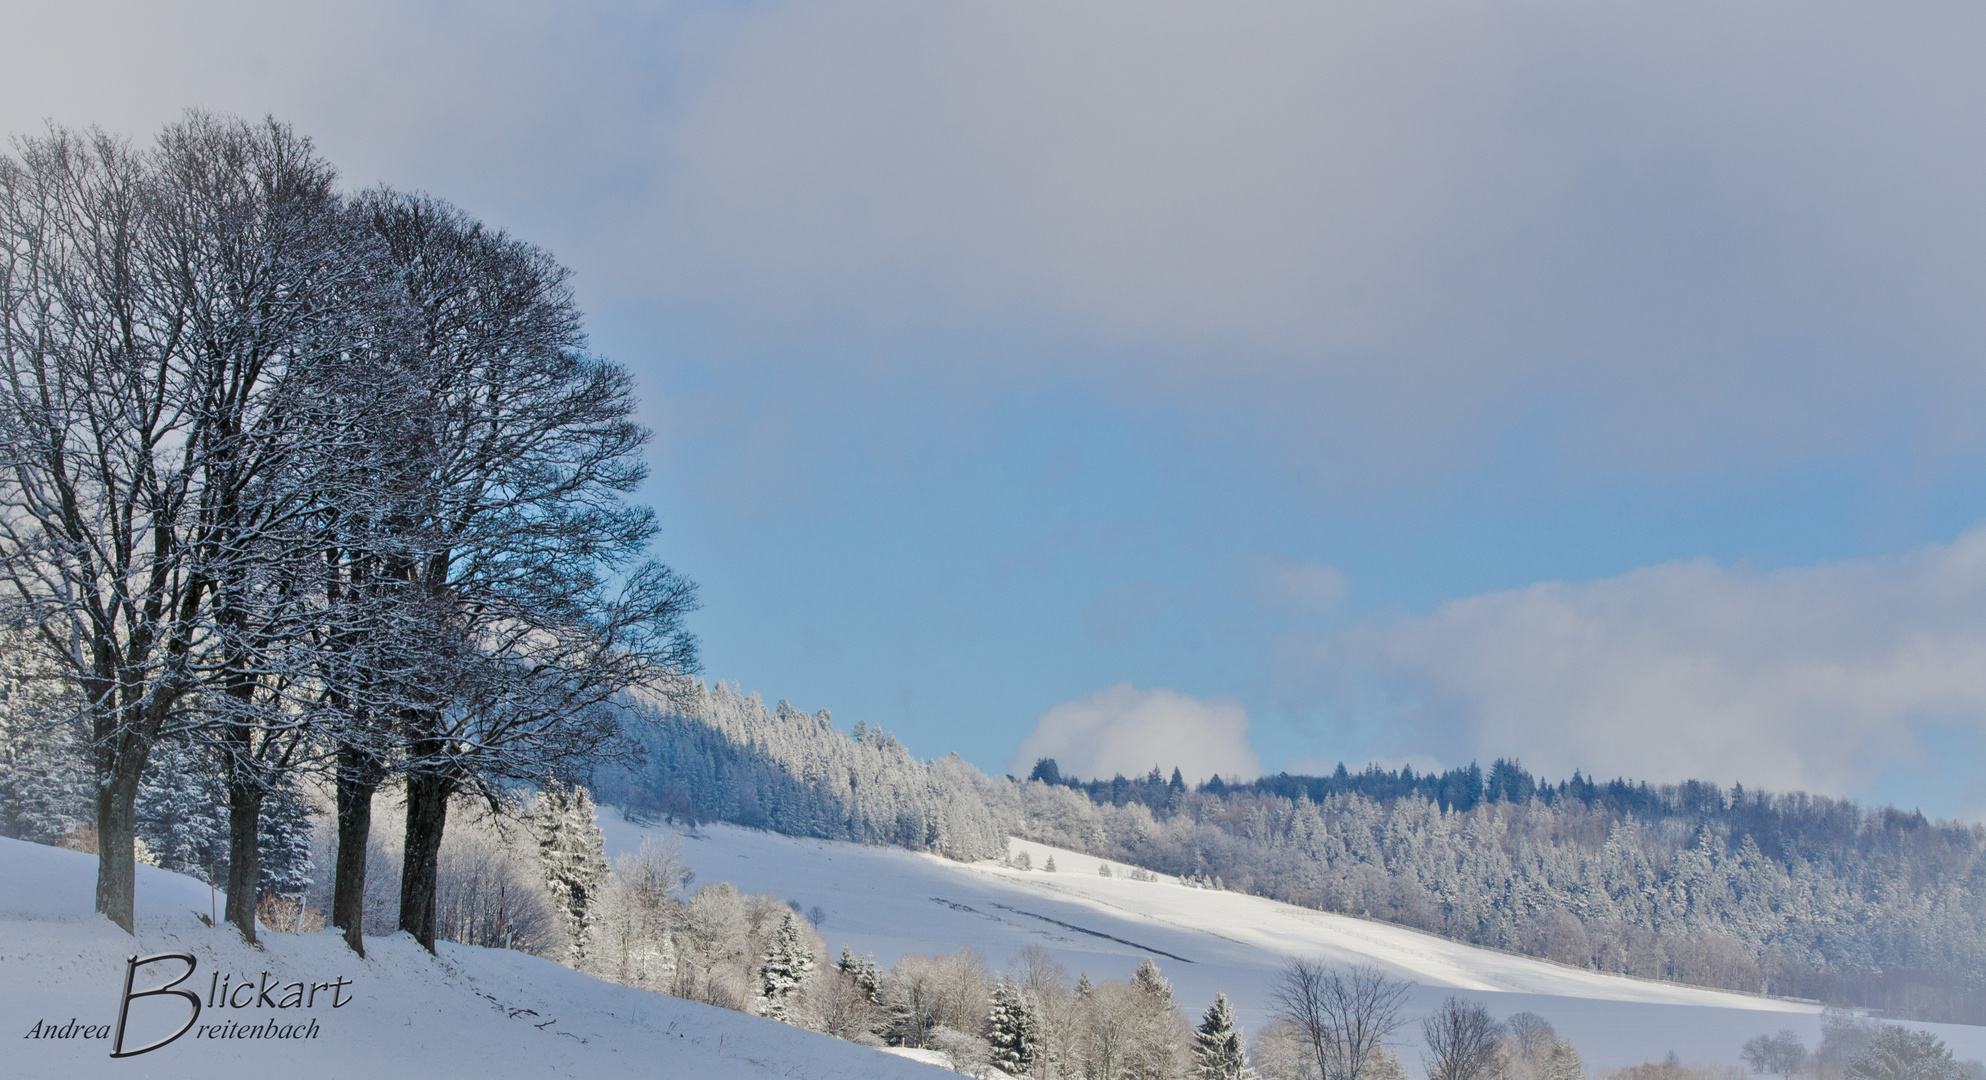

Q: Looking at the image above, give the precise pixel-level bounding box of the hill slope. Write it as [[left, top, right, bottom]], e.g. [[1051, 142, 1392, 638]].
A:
[[598, 812, 1986, 1070], [592, 685, 1986, 1022], [0, 836, 948, 1080]]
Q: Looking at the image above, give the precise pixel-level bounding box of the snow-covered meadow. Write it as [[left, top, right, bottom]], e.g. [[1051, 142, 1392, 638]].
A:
[[595, 811, 1986, 1071], [0, 835, 950, 1079]]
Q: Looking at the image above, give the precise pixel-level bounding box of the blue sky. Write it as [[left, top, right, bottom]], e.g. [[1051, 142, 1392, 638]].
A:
[[14, 0, 1986, 817]]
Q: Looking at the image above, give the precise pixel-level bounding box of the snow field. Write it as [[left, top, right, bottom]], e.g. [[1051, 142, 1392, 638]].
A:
[[0, 835, 952, 1079], [595, 812, 1986, 1071]]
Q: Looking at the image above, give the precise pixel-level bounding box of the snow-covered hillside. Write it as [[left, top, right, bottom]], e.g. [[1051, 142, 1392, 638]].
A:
[[10, 819, 1979, 1079], [0, 836, 950, 1079], [596, 812, 1986, 1070]]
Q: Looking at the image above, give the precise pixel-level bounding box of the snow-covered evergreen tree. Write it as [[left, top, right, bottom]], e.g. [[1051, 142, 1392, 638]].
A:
[[1127, 958, 1185, 1080], [134, 734, 229, 877], [256, 772, 315, 903], [1044, 855, 1057, 872], [1362, 1045, 1409, 1080], [1539, 1039, 1584, 1080], [536, 780, 609, 964], [1195, 992, 1251, 1079], [0, 717, 88, 843], [1848, 1026, 1963, 1080], [988, 979, 1040, 1077], [838, 945, 884, 1004], [757, 911, 816, 1022], [0, 632, 89, 843]]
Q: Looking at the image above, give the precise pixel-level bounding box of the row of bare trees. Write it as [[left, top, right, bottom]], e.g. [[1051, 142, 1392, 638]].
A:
[[0, 112, 698, 952]]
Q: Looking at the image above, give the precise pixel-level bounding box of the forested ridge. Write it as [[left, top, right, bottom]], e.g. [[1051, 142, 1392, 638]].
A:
[[594, 690, 1986, 1026], [592, 682, 1005, 862], [1009, 765, 1986, 1025]]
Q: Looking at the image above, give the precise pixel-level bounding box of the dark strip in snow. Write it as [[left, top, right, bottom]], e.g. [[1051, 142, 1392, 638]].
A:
[[928, 898, 1077, 943], [929, 897, 1006, 921], [984, 902, 1194, 964]]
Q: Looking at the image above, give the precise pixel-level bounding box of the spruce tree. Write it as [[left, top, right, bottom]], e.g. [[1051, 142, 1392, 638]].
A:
[[838, 945, 884, 1004], [134, 736, 229, 878], [1195, 992, 1251, 1080], [537, 780, 609, 964], [1129, 958, 1185, 1079], [988, 979, 1040, 1077], [0, 635, 89, 844], [256, 774, 316, 905], [1540, 1039, 1585, 1080], [0, 712, 89, 844], [758, 911, 817, 1022]]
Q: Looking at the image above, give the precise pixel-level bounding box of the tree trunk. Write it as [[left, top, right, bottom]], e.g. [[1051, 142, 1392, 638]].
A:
[[400, 768, 453, 952], [332, 745, 384, 957], [94, 752, 143, 933], [224, 778, 264, 944]]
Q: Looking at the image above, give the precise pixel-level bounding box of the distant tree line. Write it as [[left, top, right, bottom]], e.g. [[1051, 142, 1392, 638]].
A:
[[0, 112, 698, 952], [1032, 755, 1821, 831]]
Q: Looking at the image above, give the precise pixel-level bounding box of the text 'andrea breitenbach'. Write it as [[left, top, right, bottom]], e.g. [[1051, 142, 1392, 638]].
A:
[[20, 952, 354, 1057]]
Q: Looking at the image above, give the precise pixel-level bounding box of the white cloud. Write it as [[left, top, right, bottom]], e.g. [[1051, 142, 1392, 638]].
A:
[[1010, 683, 1260, 784], [10, 3, 1986, 476], [644, 0, 1986, 472], [1339, 527, 1986, 795]]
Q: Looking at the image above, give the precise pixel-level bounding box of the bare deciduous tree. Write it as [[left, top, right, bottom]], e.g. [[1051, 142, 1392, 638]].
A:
[[148, 112, 371, 943], [1, 124, 221, 932], [1268, 960, 1410, 1080], [590, 834, 692, 989], [1076, 976, 1140, 1080], [1422, 997, 1503, 1080], [1741, 1030, 1808, 1078], [810, 971, 885, 1042], [675, 881, 750, 1009], [1012, 945, 1074, 1080], [432, 807, 559, 955], [335, 189, 698, 952]]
